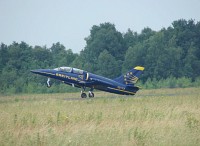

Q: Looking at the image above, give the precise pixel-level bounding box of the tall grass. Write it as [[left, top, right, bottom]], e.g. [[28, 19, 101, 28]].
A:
[[0, 88, 200, 145]]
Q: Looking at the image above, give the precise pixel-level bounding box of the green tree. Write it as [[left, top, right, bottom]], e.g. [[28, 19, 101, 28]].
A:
[[123, 29, 138, 49], [84, 23, 125, 62], [1, 19, 200, 94], [97, 50, 120, 78], [50, 42, 77, 67]]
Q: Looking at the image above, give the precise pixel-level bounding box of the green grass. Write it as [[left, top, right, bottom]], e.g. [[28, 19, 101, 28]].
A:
[[0, 88, 200, 146]]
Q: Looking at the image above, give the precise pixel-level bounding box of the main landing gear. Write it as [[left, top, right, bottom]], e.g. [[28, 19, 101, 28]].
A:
[[88, 91, 94, 98], [81, 92, 87, 98], [81, 88, 94, 98]]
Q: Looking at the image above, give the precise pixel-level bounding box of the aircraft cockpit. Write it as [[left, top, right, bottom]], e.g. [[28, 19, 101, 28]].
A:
[[72, 68, 84, 74], [54, 67, 72, 72], [54, 67, 84, 74]]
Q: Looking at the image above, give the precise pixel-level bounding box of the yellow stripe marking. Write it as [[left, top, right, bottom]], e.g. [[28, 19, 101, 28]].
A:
[[107, 87, 135, 95]]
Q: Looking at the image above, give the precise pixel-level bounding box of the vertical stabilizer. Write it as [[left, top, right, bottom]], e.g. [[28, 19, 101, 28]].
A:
[[114, 66, 144, 85]]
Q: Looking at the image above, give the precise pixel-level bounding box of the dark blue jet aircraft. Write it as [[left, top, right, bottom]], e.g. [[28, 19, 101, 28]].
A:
[[31, 66, 144, 98]]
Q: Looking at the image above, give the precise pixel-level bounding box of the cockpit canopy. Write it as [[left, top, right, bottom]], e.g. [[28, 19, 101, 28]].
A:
[[54, 67, 72, 72], [54, 67, 84, 74]]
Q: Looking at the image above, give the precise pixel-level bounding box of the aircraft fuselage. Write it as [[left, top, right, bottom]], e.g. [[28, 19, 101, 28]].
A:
[[31, 68, 138, 96]]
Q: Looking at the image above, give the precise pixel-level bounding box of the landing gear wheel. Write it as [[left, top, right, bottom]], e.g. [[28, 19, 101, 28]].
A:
[[47, 84, 51, 88], [81, 93, 87, 98], [88, 92, 94, 98]]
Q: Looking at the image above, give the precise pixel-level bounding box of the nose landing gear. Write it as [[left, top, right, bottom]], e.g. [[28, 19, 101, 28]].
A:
[[47, 78, 52, 88]]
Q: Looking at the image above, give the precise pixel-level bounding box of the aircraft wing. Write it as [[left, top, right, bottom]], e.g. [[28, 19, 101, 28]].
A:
[[78, 78, 112, 86], [89, 78, 113, 86]]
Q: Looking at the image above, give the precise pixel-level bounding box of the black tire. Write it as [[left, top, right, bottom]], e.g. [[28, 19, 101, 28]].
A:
[[81, 93, 87, 98], [88, 92, 94, 98], [47, 84, 51, 88]]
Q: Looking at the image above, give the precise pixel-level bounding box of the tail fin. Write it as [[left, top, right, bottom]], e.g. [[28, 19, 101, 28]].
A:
[[114, 66, 144, 85]]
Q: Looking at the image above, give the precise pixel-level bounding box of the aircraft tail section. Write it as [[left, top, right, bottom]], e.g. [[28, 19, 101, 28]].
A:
[[114, 66, 144, 85]]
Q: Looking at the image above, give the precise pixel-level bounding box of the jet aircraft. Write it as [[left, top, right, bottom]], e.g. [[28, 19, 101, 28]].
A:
[[31, 66, 144, 98]]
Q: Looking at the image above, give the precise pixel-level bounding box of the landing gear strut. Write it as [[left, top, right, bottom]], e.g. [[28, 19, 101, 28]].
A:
[[47, 78, 51, 88]]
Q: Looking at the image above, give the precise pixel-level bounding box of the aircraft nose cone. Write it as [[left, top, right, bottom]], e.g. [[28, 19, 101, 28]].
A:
[[30, 69, 55, 77], [30, 69, 46, 75], [30, 69, 40, 74]]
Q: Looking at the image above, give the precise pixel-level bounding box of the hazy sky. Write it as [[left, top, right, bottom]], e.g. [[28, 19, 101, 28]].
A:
[[1, 0, 200, 53]]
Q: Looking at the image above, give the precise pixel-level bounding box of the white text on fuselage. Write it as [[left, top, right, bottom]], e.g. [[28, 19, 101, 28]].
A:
[[56, 73, 78, 81]]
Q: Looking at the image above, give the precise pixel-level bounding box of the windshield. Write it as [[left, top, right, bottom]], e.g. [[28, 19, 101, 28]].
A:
[[54, 67, 72, 72]]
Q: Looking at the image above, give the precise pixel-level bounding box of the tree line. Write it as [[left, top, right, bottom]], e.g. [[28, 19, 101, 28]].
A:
[[0, 19, 200, 94]]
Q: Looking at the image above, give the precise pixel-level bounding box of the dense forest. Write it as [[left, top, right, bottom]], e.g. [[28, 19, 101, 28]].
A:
[[0, 19, 200, 94]]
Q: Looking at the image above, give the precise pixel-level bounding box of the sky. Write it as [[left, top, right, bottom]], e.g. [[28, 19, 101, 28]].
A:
[[0, 0, 200, 53]]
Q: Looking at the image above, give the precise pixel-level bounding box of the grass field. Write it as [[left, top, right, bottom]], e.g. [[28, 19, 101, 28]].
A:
[[0, 88, 200, 146]]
